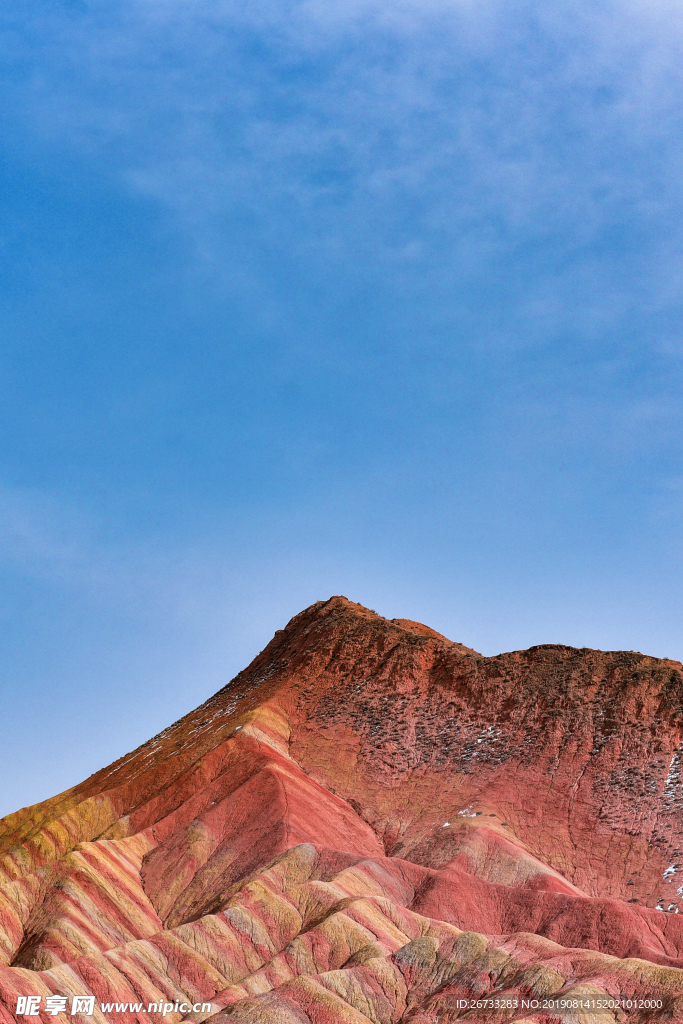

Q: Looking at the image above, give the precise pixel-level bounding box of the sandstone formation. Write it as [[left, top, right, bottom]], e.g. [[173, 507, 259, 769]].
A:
[[2, 596, 683, 1023]]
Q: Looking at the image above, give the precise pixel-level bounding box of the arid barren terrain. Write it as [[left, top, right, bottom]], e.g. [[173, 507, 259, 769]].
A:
[[2, 596, 683, 1023]]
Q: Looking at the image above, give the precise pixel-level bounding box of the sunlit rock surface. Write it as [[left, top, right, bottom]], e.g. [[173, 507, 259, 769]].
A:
[[2, 596, 683, 1022]]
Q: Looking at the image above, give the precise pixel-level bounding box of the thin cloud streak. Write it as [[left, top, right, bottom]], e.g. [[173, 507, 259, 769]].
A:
[[4, 0, 683, 275]]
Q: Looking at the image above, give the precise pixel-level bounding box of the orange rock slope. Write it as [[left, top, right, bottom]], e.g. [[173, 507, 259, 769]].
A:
[[2, 596, 683, 1023]]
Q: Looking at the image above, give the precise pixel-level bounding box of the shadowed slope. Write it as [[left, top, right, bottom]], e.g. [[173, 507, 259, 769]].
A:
[[1, 596, 683, 1023]]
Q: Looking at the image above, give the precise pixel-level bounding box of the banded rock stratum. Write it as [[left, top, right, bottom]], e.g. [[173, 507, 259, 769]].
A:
[[2, 597, 683, 1023]]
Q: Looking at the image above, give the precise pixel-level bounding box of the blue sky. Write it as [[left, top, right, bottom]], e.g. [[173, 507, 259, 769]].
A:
[[1, 0, 683, 816]]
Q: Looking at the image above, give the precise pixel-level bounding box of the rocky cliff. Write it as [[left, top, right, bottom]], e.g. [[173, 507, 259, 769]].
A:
[[2, 596, 683, 1023]]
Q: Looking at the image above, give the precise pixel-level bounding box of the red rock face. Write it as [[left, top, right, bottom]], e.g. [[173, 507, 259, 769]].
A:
[[2, 596, 683, 1023]]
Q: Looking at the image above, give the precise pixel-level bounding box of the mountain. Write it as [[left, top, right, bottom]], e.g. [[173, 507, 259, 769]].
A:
[[1, 596, 683, 1023]]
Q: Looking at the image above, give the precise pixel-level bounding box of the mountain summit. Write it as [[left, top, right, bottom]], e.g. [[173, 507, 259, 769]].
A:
[[2, 596, 683, 1022]]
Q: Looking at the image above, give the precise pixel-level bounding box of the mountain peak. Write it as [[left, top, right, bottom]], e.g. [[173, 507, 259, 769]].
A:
[[1, 600, 683, 1020]]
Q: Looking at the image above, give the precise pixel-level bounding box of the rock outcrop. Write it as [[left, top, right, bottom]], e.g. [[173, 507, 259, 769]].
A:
[[2, 596, 683, 1022]]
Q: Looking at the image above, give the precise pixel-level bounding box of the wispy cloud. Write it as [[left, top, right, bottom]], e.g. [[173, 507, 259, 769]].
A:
[[5, 0, 683, 308]]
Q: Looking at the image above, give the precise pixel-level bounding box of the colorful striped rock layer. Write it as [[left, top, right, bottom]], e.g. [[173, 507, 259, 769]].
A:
[[2, 596, 683, 1024]]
